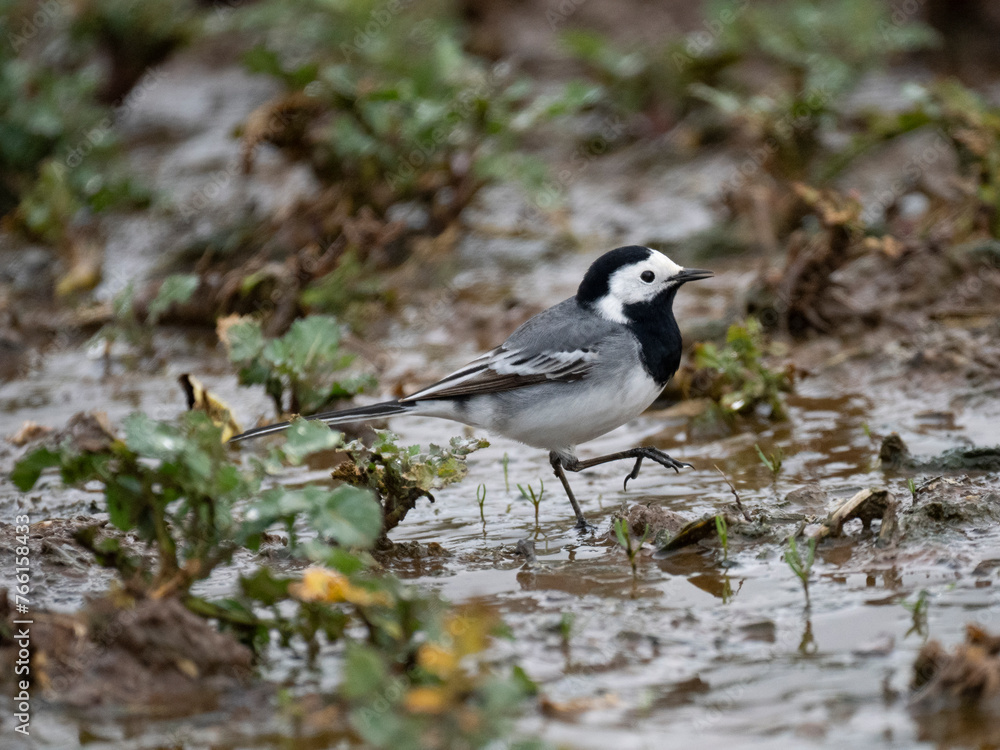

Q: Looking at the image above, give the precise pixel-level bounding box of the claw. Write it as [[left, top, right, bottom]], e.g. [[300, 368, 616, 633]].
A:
[[623, 456, 644, 491]]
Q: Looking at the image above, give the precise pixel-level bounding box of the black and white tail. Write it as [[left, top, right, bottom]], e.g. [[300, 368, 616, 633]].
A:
[[228, 400, 412, 442]]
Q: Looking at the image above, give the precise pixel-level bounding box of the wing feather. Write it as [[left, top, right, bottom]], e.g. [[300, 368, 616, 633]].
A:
[[401, 346, 598, 402]]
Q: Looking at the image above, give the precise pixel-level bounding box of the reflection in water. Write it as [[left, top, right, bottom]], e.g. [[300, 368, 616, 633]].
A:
[[798, 617, 818, 656]]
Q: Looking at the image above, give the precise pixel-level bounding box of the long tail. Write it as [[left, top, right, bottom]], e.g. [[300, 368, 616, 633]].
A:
[[228, 400, 412, 442]]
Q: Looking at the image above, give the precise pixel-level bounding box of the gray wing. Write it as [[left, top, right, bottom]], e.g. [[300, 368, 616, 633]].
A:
[[401, 298, 619, 402]]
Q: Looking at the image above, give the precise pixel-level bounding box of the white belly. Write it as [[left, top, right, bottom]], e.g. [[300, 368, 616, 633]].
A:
[[415, 368, 663, 455]]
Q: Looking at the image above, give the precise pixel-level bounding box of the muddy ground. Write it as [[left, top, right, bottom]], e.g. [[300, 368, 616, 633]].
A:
[[2, 3, 1000, 749]]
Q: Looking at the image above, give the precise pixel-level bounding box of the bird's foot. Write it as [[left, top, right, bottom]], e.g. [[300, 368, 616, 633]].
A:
[[623, 448, 693, 490]]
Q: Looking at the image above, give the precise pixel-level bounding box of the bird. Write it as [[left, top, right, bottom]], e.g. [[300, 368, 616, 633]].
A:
[[231, 245, 712, 529]]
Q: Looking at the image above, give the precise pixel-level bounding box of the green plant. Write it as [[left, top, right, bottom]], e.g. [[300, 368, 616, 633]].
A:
[[334, 430, 489, 537], [559, 28, 730, 135], [12, 413, 543, 747], [231, 0, 588, 221], [501, 452, 511, 493], [692, 0, 937, 181], [298, 248, 387, 323], [906, 477, 918, 502], [12, 413, 381, 595], [613, 517, 650, 578], [517, 480, 545, 528], [902, 589, 930, 639], [784, 534, 816, 608], [755, 443, 784, 482], [91, 273, 200, 356], [336, 599, 542, 750], [0, 0, 155, 234], [689, 319, 792, 420], [558, 612, 574, 646], [714, 514, 729, 564], [221, 314, 375, 417]]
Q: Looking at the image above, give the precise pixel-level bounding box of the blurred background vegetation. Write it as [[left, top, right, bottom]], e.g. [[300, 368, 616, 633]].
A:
[[2, 0, 998, 415], [2, 0, 998, 306], [0, 0, 1000, 413]]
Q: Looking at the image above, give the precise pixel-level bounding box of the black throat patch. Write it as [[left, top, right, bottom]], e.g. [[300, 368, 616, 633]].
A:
[[622, 286, 683, 386]]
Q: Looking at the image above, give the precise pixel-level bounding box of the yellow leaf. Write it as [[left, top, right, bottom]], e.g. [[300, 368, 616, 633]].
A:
[[417, 643, 458, 678], [291, 568, 349, 603], [290, 568, 392, 607], [445, 608, 494, 657], [178, 373, 242, 441], [403, 686, 450, 714]]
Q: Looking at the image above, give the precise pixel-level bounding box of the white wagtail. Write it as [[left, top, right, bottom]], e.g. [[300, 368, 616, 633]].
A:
[[231, 245, 712, 528]]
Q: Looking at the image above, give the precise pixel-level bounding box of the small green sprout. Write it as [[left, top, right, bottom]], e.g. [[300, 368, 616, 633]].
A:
[[476, 483, 487, 526], [906, 477, 918, 502], [501, 452, 511, 493], [558, 612, 575, 644], [715, 514, 729, 564], [755, 443, 784, 482], [517, 480, 545, 527], [784, 534, 816, 608], [557, 612, 575, 661], [903, 589, 930, 639], [613, 517, 650, 578]]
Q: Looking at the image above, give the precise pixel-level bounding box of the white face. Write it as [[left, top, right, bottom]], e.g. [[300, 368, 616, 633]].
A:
[[595, 250, 685, 323]]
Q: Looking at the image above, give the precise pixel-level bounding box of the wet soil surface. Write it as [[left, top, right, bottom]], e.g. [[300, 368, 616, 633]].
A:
[[2, 45, 1000, 750], [2, 244, 999, 748]]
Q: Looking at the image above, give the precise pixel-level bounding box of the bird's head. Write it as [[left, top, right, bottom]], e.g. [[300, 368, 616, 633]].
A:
[[576, 245, 713, 324]]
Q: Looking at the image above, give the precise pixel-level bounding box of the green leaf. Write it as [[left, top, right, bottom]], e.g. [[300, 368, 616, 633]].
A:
[[123, 412, 184, 460], [239, 568, 292, 606], [225, 319, 266, 364], [309, 485, 383, 549], [755, 444, 774, 474], [613, 518, 629, 549], [510, 664, 538, 696], [105, 475, 144, 531], [11, 447, 62, 491], [242, 45, 286, 78], [341, 644, 389, 699], [266, 315, 345, 375], [299, 542, 369, 573], [282, 417, 343, 464], [147, 274, 199, 325]]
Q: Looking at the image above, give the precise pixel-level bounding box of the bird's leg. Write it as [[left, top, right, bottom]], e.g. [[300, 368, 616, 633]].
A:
[[562, 446, 693, 491], [548, 452, 592, 531]]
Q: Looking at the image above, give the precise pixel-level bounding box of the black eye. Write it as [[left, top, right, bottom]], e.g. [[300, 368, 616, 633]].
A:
[[640, 271, 655, 283]]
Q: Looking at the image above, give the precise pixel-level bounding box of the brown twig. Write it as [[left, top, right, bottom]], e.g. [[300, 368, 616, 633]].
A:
[[715, 465, 752, 522]]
